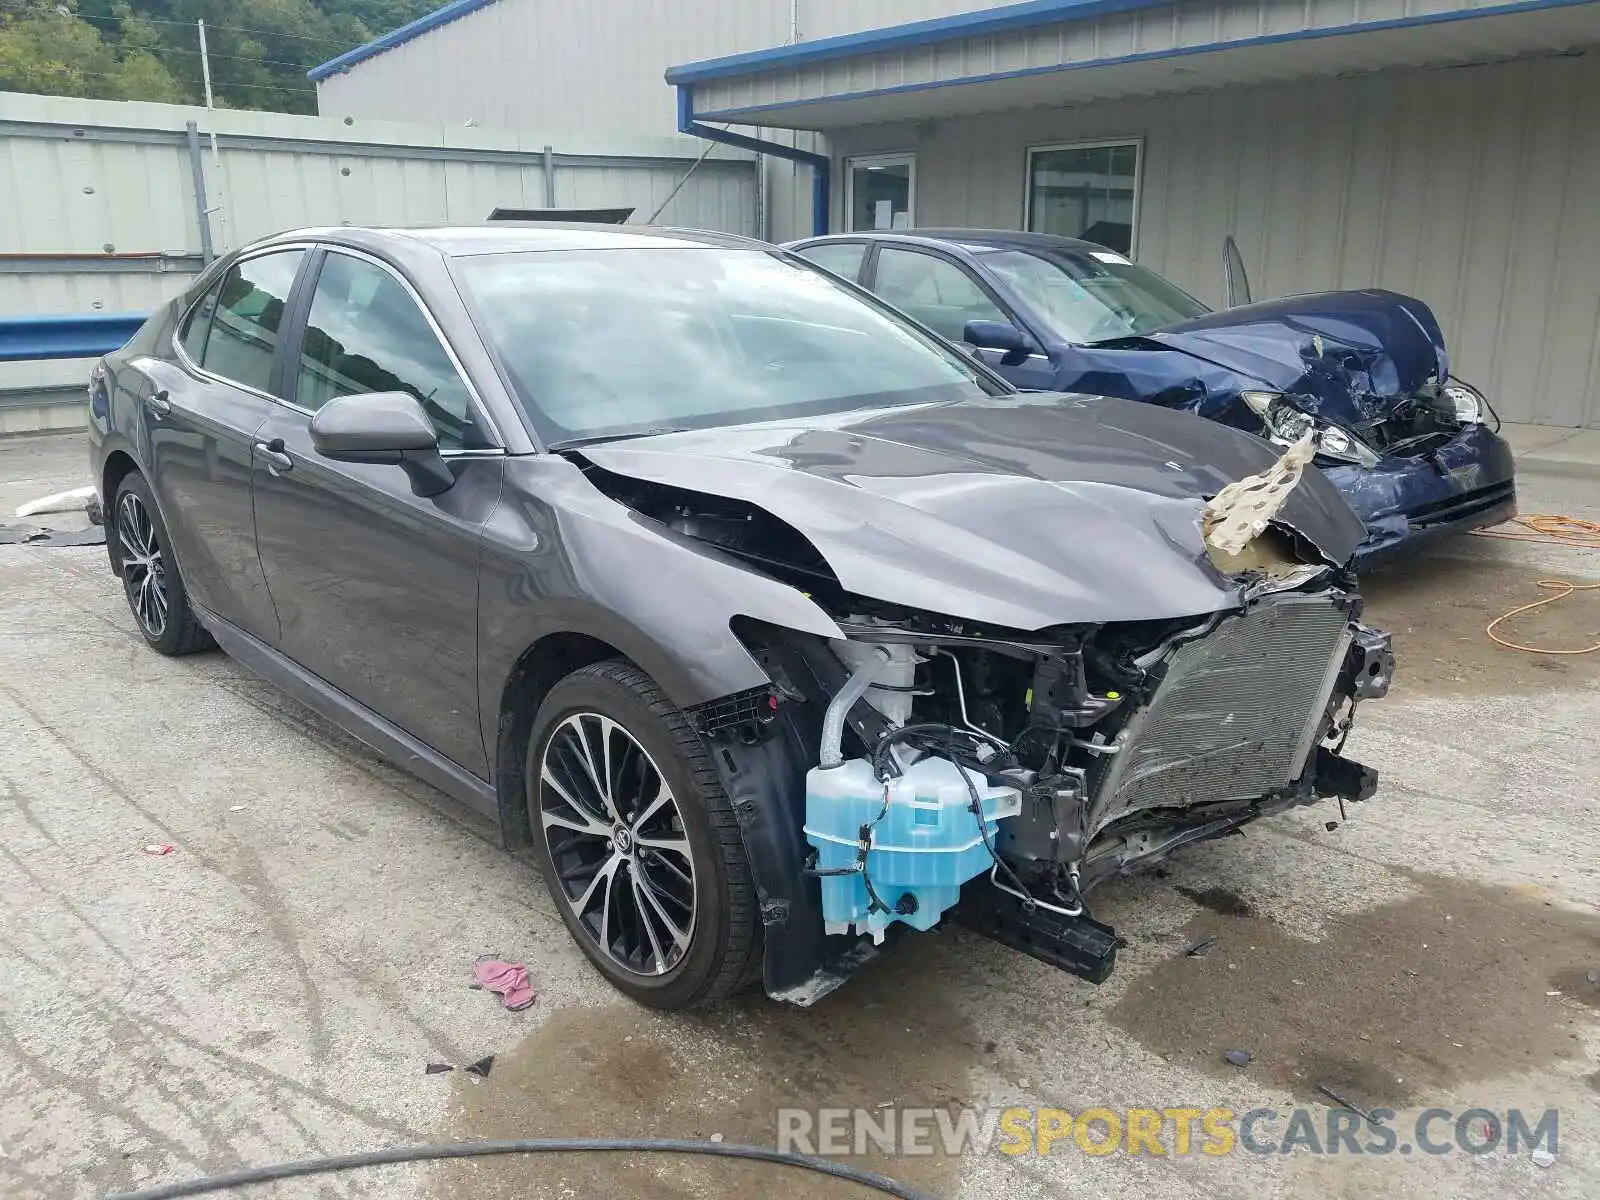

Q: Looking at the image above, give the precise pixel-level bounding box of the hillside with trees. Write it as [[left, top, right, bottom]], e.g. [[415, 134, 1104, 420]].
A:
[[0, 0, 439, 112]]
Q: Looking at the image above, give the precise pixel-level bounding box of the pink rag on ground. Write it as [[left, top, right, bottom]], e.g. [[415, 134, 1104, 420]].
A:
[[473, 959, 536, 1011]]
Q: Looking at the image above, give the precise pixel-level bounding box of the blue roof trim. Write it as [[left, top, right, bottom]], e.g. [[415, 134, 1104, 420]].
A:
[[308, 0, 500, 82], [664, 0, 1177, 85], [688, 0, 1594, 121]]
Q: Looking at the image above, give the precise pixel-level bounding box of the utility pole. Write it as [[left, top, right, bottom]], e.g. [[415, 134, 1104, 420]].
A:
[[197, 19, 227, 251]]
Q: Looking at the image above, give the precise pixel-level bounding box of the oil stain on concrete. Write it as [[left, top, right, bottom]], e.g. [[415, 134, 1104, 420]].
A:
[[1111, 872, 1600, 1107], [428, 936, 978, 1199], [1360, 554, 1600, 697]]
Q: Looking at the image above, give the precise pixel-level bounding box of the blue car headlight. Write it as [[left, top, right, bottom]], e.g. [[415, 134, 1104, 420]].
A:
[[1241, 391, 1379, 467], [1442, 380, 1483, 425]]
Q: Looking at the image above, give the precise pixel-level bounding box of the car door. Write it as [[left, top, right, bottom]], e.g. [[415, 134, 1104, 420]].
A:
[[250, 247, 505, 777], [866, 245, 1059, 390], [140, 248, 308, 642]]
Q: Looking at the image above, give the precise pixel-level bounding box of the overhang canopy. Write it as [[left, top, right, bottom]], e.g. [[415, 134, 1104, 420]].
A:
[[667, 0, 1600, 130]]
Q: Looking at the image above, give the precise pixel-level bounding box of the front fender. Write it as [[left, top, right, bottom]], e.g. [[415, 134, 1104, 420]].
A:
[[477, 456, 842, 727]]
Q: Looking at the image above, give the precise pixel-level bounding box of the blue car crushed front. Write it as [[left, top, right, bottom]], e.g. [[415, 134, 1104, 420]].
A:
[[786, 230, 1517, 562], [1125, 287, 1518, 561], [1320, 423, 1517, 561]]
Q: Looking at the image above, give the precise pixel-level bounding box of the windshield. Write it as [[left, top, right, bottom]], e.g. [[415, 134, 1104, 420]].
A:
[[978, 247, 1209, 343], [453, 247, 999, 446]]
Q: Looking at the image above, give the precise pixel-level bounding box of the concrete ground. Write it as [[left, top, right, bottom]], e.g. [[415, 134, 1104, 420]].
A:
[[0, 427, 1596, 1200]]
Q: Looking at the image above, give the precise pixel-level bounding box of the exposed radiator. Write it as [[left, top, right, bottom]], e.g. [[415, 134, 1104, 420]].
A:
[[1092, 594, 1353, 826]]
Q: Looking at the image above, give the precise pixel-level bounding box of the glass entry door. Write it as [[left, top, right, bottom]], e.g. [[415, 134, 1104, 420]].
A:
[[847, 154, 915, 231]]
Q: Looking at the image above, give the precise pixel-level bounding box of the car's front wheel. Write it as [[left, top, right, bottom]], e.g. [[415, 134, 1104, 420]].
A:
[[527, 660, 761, 1009], [111, 471, 213, 656]]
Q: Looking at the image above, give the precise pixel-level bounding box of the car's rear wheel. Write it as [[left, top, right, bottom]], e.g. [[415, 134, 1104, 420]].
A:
[[527, 660, 760, 1009], [112, 472, 212, 656]]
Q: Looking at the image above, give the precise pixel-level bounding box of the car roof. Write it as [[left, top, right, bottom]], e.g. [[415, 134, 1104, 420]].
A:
[[250, 223, 771, 258], [793, 228, 1106, 254]]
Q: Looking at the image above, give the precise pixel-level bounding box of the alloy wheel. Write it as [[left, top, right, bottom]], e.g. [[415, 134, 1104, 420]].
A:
[[538, 712, 698, 977], [116, 491, 168, 638]]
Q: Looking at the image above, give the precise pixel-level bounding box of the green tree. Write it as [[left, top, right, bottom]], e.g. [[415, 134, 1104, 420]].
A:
[[3, 1, 444, 112], [0, 3, 188, 102]]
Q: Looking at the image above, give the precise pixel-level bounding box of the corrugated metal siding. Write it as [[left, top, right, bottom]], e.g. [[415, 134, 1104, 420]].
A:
[[828, 51, 1600, 427], [311, 0, 985, 135], [691, 0, 1594, 118], [2, 91, 756, 258], [1, 90, 756, 432], [800, 0, 977, 39], [315, 0, 792, 136]]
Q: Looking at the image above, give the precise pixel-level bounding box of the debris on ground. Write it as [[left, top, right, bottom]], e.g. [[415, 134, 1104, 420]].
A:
[[1531, 1148, 1557, 1168], [1222, 1049, 1252, 1067], [1185, 935, 1218, 958], [0, 522, 107, 547], [143, 844, 175, 856], [472, 957, 536, 1012], [426, 1055, 495, 1077], [14, 485, 95, 518], [1586, 968, 1599, 985], [1316, 1082, 1379, 1126]]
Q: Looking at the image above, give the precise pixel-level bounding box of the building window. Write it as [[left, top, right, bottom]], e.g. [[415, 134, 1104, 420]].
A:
[[1026, 141, 1140, 256], [846, 154, 914, 231]]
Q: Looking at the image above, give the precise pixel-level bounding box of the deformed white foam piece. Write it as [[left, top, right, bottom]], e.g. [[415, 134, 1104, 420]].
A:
[[15, 485, 96, 518], [1203, 431, 1317, 555]]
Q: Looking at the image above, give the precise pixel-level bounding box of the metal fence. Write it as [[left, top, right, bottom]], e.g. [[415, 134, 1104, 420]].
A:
[[0, 90, 756, 434]]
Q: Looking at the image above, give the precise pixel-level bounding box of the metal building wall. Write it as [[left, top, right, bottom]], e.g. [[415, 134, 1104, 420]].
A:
[[828, 51, 1600, 428], [314, 0, 792, 136], [1, 91, 756, 433], [308, 1, 988, 242], [312, 1, 983, 136]]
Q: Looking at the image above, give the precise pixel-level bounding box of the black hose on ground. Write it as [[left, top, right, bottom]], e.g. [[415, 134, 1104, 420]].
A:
[[102, 1137, 942, 1200]]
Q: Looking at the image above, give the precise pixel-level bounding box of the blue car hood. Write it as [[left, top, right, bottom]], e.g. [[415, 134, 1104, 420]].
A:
[[1142, 289, 1449, 426]]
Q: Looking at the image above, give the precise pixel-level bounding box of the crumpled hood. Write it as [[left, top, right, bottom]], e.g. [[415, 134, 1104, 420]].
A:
[[580, 393, 1366, 630], [1144, 289, 1449, 426]]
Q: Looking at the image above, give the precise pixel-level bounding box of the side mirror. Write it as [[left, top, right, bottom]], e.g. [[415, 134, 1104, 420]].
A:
[[309, 391, 454, 498], [963, 318, 1037, 367]]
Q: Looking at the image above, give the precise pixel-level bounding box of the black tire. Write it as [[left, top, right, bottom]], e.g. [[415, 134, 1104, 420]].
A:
[[111, 471, 213, 656], [526, 660, 761, 1009]]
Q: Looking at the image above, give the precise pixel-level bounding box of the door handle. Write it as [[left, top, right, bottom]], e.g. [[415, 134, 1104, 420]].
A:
[[147, 389, 172, 419], [252, 439, 294, 475]]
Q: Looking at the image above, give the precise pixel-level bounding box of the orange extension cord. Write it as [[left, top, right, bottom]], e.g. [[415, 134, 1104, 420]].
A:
[[1470, 515, 1600, 655]]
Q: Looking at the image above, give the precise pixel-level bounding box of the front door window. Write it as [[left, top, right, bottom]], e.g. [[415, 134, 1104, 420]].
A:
[[848, 155, 914, 232]]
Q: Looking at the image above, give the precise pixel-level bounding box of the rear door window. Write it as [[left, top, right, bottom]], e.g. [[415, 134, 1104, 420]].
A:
[[197, 251, 305, 394]]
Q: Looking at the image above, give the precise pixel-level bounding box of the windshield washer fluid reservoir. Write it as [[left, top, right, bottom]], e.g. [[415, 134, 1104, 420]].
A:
[[805, 756, 1021, 943]]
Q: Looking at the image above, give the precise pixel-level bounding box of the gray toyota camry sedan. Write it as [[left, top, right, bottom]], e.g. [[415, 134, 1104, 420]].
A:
[[88, 225, 1393, 1009]]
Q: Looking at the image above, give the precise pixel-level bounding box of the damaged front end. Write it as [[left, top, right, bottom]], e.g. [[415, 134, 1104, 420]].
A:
[[574, 398, 1393, 1003], [1143, 290, 1518, 557], [744, 573, 1390, 996]]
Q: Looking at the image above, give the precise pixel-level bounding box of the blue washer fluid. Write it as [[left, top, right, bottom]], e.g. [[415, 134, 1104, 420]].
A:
[[805, 755, 1022, 943]]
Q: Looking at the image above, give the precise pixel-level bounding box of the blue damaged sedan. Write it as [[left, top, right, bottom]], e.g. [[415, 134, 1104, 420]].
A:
[[787, 229, 1516, 561]]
